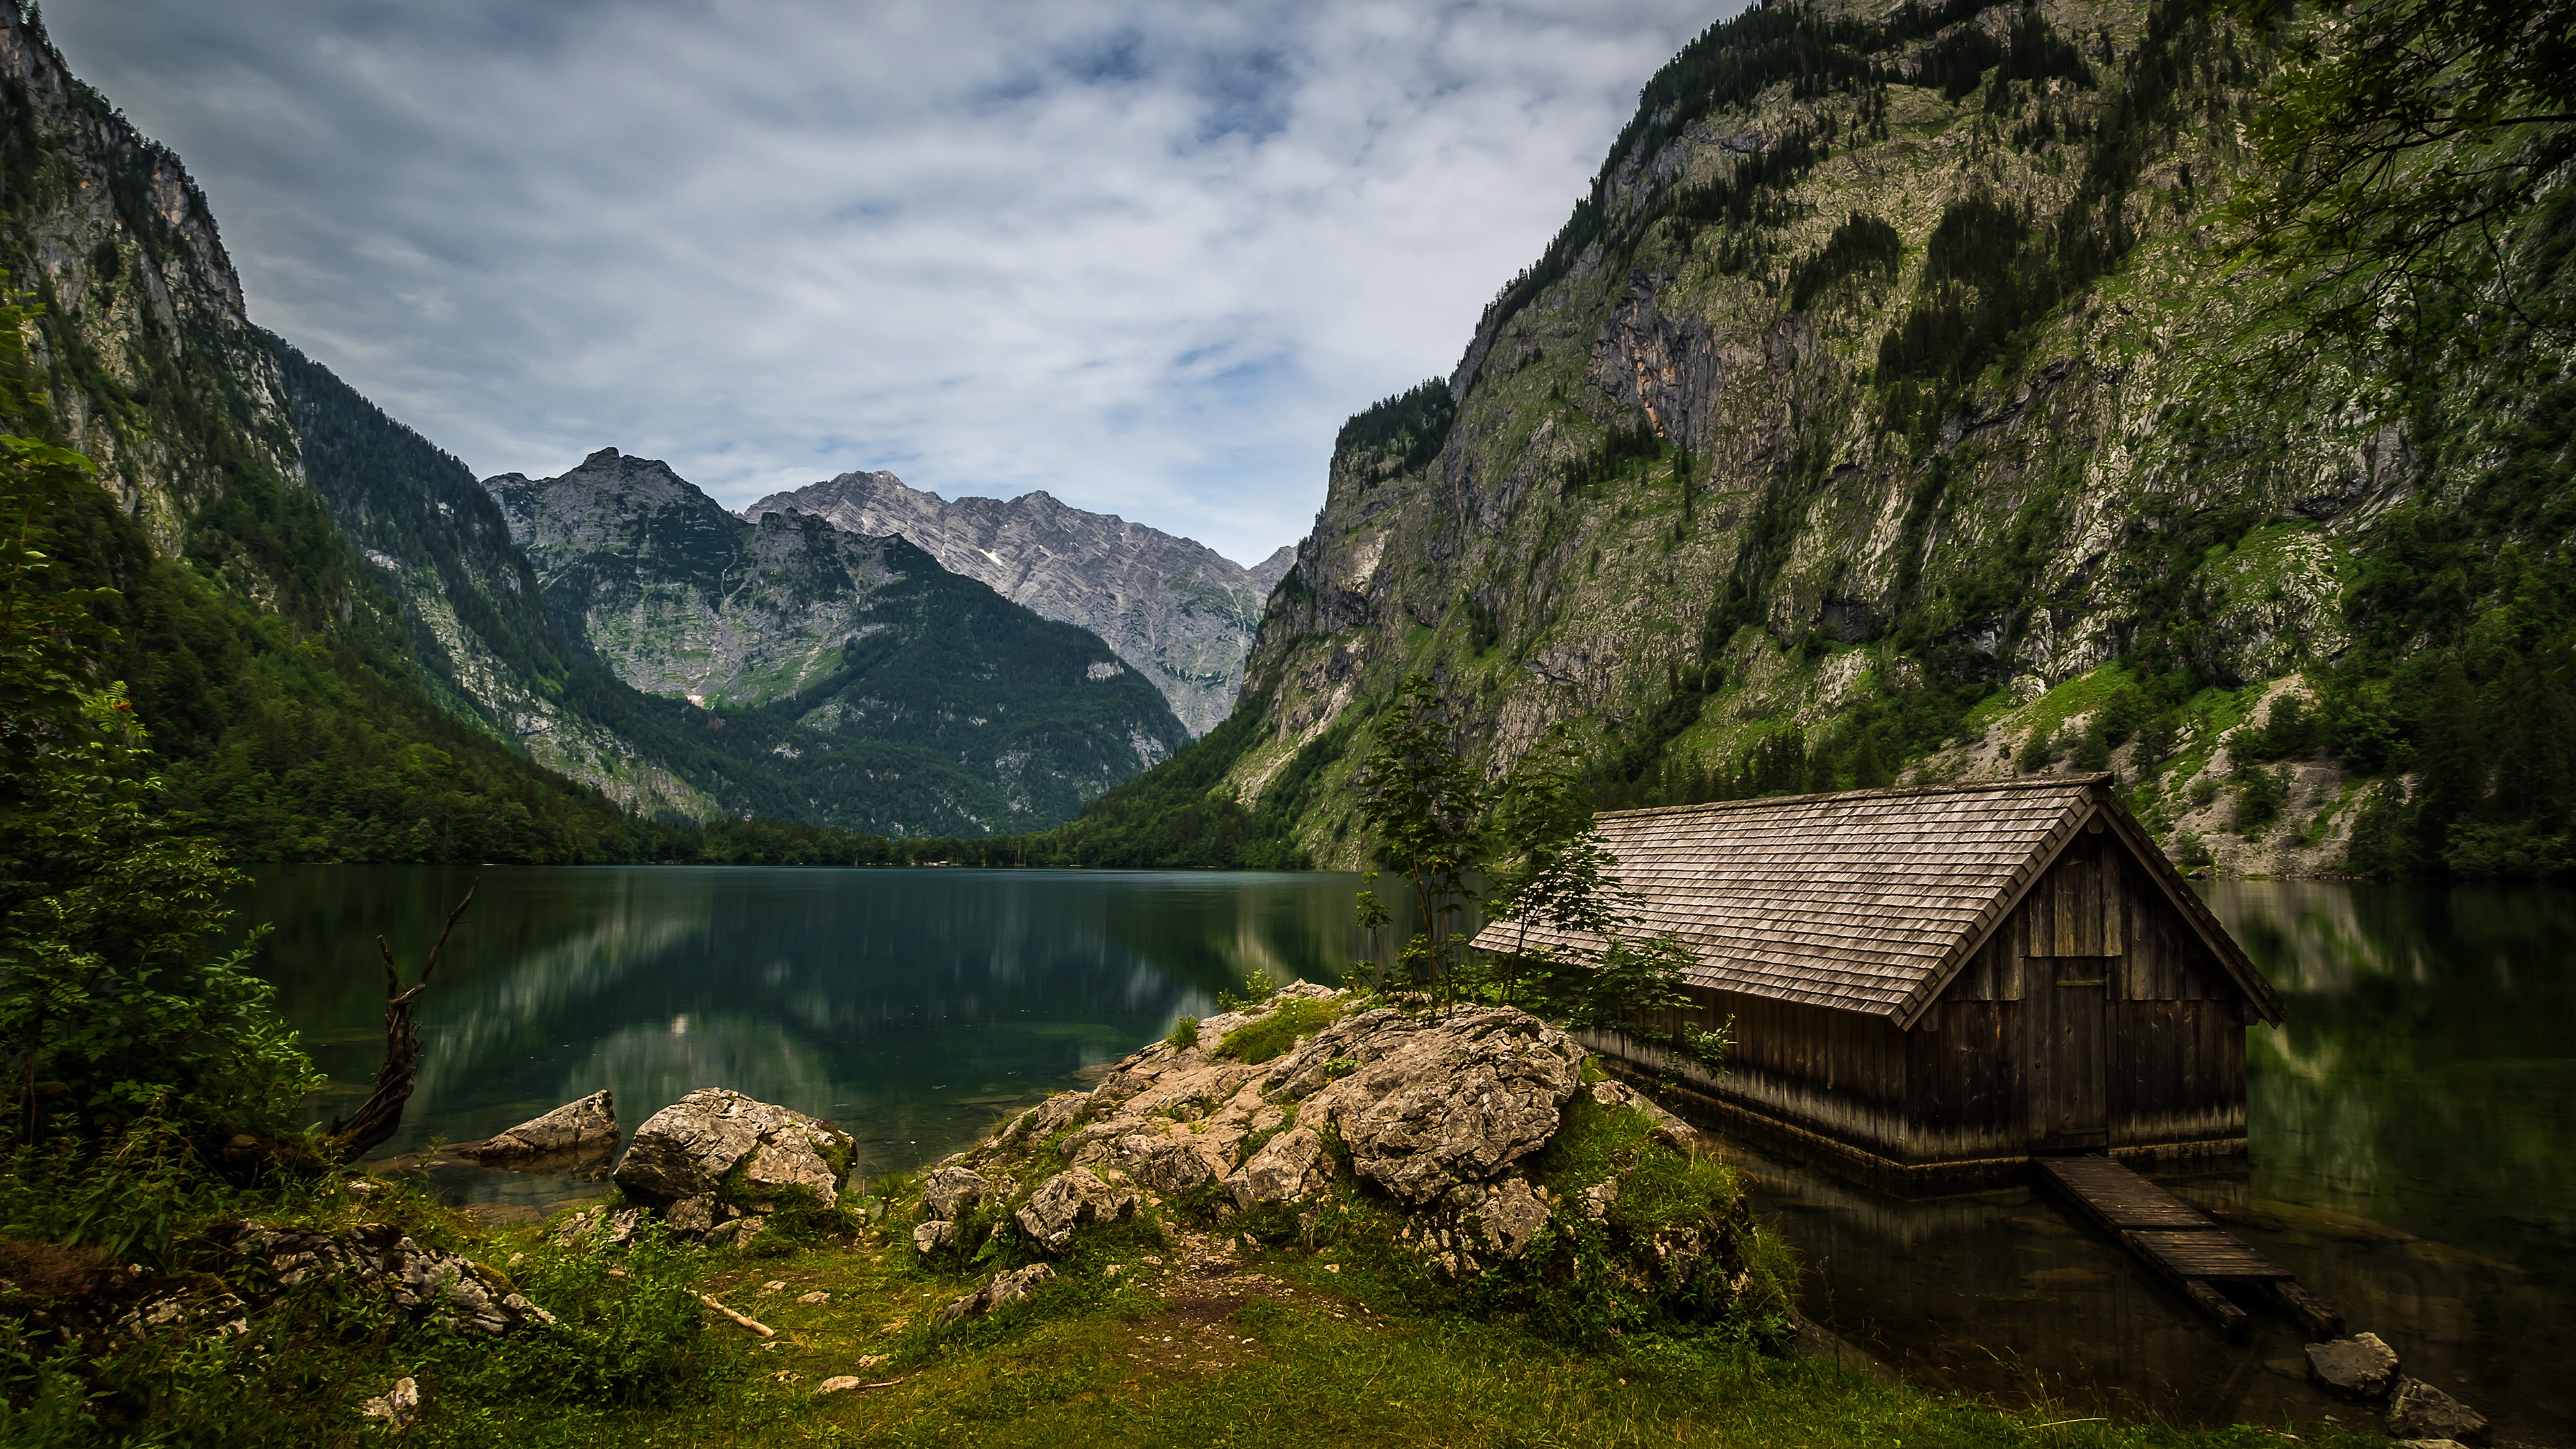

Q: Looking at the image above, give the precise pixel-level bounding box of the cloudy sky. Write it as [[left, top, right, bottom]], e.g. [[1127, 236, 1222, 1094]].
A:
[[48, 1, 1734, 564]]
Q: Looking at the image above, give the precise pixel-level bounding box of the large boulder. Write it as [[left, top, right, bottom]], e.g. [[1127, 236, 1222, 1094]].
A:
[[457, 1089, 619, 1165], [612, 1089, 854, 1229], [1277, 1006, 1585, 1203]]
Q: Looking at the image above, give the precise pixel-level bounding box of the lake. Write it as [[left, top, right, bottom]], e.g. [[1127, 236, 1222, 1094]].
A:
[[238, 867, 2573, 1441]]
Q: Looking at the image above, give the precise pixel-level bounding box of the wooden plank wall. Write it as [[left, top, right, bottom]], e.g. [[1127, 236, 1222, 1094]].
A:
[[1667, 986, 1916, 1159]]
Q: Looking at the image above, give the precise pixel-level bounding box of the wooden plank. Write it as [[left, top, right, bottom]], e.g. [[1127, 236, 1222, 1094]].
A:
[[2178, 1277, 2251, 1338], [2128, 1230, 2294, 1280], [2035, 1156, 2214, 1228], [2267, 1280, 2347, 1340]]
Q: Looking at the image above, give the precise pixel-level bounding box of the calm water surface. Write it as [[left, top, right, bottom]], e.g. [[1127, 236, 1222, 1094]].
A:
[[240, 868, 2573, 1440]]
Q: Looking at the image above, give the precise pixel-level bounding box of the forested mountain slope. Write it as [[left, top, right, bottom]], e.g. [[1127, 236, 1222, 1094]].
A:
[[0, 6, 679, 863], [1165, 0, 2571, 877], [749, 470, 1294, 737]]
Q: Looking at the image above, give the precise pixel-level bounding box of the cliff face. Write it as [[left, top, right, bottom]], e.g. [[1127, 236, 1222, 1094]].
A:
[[748, 471, 1293, 736], [492, 449, 1193, 833], [1216, 0, 2568, 872]]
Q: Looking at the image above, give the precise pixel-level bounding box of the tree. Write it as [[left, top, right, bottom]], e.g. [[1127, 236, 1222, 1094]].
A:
[[2412, 657, 2486, 853], [1353, 676, 1485, 1006], [0, 435, 319, 1145], [2223, 0, 2576, 380], [1483, 726, 1630, 1008]]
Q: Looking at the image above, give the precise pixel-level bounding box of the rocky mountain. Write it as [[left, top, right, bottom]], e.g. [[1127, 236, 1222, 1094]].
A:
[[489, 448, 1191, 833], [747, 471, 1293, 736], [1148, 0, 2572, 875]]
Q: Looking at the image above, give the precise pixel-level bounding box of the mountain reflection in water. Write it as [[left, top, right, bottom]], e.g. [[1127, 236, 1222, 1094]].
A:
[[240, 866, 1371, 1214]]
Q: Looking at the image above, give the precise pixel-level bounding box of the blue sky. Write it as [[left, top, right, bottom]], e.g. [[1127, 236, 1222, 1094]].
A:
[[50, 1, 1734, 564]]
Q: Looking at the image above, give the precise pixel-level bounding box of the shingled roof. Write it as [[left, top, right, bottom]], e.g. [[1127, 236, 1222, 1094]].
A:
[[1468, 774, 2280, 1028]]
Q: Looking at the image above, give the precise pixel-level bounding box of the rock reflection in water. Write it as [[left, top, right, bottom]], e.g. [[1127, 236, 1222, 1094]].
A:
[[240, 865, 1379, 1216], [1738, 879, 2573, 1444]]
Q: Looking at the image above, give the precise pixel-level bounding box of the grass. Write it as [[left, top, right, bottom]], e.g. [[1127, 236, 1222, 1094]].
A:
[[1215, 998, 1344, 1065], [329, 1224, 2381, 1449]]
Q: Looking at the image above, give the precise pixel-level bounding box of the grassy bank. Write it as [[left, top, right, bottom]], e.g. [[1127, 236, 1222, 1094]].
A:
[[0, 1157, 2379, 1449]]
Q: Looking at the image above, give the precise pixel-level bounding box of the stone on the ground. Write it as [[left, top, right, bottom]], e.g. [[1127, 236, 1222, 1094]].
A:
[[937, 1263, 1055, 1322], [612, 1089, 853, 1222], [1472, 1177, 1553, 1258], [246, 1224, 553, 1336], [912, 1220, 957, 1254], [1273, 1006, 1584, 1203], [1014, 1168, 1138, 1252], [2304, 1332, 2399, 1399], [358, 1375, 423, 1428], [1587, 1080, 1696, 1152], [2385, 1379, 2489, 1446], [1223, 1127, 1328, 1209], [920, 1166, 998, 1220], [812, 1375, 867, 1395], [455, 1089, 619, 1161]]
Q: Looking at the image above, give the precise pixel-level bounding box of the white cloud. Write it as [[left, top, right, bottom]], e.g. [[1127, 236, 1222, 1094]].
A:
[[46, 0, 1736, 565]]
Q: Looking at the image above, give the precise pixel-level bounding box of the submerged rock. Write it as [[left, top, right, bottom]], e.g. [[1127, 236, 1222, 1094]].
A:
[[2305, 1332, 2399, 1399], [456, 1089, 620, 1162], [2385, 1379, 2490, 1446]]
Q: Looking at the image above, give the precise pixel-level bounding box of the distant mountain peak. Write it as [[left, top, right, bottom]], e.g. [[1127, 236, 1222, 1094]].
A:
[[746, 470, 1287, 736]]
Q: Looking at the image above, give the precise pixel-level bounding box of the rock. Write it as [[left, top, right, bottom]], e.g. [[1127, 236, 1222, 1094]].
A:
[[1587, 1080, 1697, 1152], [455, 1090, 619, 1162], [797, 1291, 829, 1304], [1285, 1007, 1584, 1203], [920, 1166, 998, 1220], [1224, 1128, 1329, 1210], [358, 1375, 423, 1429], [2385, 1379, 2489, 1446], [1579, 1177, 1620, 1222], [912, 1220, 957, 1254], [2304, 1332, 2399, 1399], [1013, 1168, 1138, 1253], [1473, 1178, 1553, 1259], [813, 1375, 867, 1395], [937, 1263, 1055, 1322], [244, 1224, 554, 1336], [612, 1089, 853, 1224]]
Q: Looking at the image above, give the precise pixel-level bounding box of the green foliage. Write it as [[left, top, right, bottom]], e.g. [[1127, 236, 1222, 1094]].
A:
[[1214, 998, 1343, 1066], [1336, 379, 1456, 478], [1, 435, 321, 1144], [1788, 213, 1902, 312], [1165, 1016, 1199, 1051], [2229, 760, 2290, 838], [1483, 727, 1631, 1008], [2222, 0, 2576, 380], [425, 1215, 713, 1409], [1354, 676, 1485, 1002]]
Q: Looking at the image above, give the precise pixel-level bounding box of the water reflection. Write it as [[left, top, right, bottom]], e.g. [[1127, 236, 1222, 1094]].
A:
[[1748, 879, 2574, 1442], [240, 867, 1375, 1212]]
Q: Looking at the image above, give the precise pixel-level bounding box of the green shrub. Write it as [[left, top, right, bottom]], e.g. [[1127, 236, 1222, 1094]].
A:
[[1165, 1016, 1200, 1051], [1215, 998, 1343, 1065], [423, 1214, 716, 1409]]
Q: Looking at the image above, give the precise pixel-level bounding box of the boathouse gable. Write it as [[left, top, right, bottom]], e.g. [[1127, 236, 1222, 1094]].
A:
[[1468, 775, 2282, 1188]]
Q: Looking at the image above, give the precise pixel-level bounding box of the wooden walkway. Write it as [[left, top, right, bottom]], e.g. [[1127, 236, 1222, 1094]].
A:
[[2035, 1155, 2341, 1339]]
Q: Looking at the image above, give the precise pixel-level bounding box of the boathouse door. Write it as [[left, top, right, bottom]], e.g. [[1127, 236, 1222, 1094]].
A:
[[2034, 957, 2110, 1148]]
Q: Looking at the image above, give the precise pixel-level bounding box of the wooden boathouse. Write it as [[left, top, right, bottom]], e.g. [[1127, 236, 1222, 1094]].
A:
[[1472, 775, 2284, 1189]]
